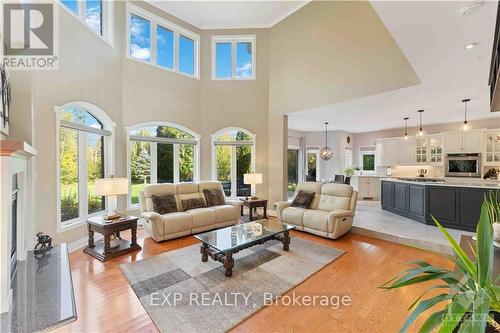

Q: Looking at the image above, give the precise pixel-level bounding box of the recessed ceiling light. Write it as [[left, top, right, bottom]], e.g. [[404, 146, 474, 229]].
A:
[[460, 0, 485, 16], [465, 42, 479, 50]]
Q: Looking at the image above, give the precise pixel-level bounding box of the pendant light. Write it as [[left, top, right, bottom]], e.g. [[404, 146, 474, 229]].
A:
[[462, 98, 470, 130], [320, 122, 333, 161], [403, 117, 409, 140], [418, 110, 424, 136]]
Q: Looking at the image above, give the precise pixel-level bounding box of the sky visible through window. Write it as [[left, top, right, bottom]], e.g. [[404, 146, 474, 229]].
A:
[[85, 0, 102, 35], [130, 14, 151, 61], [157, 26, 174, 69], [215, 41, 253, 79], [179, 35, 195, 75], [236, 42, 252, 78], [61, 0, 78, 14], [216, 43, 231, 78]]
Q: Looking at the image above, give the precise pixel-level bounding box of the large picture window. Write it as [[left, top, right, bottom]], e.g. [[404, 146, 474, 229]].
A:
[[126, 3, 200, 78], [359, 147, 376, 174], [211, 35, 256, 80], [127, 123, 200, 207], [212, 128, 255, 198], [56, 102, 114, 230]]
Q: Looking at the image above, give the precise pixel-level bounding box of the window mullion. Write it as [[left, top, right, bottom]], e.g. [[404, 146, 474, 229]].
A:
[[231, 41, 236, 78], [150, 142, 158, 184], [79, 131, 88, 219], [231, 146, 237, 197], [173, 144, 180, 183], [151, 22, 157, 64], [174, 31, 179, 71], [79, 0, 86, 21]]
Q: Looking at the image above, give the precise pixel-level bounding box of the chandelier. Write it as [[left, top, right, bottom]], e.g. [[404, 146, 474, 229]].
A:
[[320, 122, 333, 161]]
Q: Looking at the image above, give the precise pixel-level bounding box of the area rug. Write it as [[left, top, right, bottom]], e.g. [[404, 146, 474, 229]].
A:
[[120, 237, 344, 333]]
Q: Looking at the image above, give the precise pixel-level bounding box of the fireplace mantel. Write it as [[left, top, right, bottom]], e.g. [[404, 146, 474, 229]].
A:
[[0, 140, 37, 158], [0, 140, 37, 314]]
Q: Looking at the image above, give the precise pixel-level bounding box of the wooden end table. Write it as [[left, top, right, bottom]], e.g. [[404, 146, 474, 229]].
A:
[[83, 215, 141, 261], [240, 198, 268, 222]]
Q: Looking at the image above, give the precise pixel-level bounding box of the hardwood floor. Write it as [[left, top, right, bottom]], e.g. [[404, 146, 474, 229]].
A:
[[64, 228, 454, 333]]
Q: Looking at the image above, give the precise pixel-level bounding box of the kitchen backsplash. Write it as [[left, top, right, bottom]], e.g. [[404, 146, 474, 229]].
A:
[[382, 166, 445, 178]]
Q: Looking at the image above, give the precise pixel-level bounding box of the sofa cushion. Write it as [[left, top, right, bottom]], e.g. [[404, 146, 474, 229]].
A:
[[282, 207, 305, 226], [177, 182, 200, 194], [291, 190, 315, 208], [203, 189, 226, 207], [181, 198, 206, 211], [303, 210, 330, 232], [321, 183, 353, 197], [142, 183, 177, 212], [316, 194, 350, 212], [152, 194, 178, 215], [296, 182, 322, 194], [198, 181, 224, 193], [213, 205, 237, 223], [187, 208, 216, 231], [161, 212, 192, 235]]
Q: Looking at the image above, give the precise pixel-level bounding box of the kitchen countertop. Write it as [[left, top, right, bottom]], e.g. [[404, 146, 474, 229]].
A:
[[381, 177, 500, 189], [0, 243, 77, 333]]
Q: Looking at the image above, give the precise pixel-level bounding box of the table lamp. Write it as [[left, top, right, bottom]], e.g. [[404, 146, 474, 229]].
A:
[[244, 173, 262, 200], [95, 176, 128, 220]]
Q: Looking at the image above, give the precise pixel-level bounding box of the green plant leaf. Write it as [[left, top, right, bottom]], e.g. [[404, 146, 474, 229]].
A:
[[419, 309, 447, 333], [399, 294, 453, 333], [470, 289, 489, 333], [431, 215, 477, 279], [476, 202, 493, 288], [408, 285, 452, 310], [438, 291, 474, 333], [384, 272, 460, 290]]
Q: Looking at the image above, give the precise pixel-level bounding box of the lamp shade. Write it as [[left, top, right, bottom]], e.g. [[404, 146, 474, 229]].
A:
[[244, 173, 263, 185], [95, 177, 128, 196]]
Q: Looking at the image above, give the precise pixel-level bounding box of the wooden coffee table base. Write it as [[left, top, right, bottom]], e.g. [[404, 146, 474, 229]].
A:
[[200, 230, 290, 277]]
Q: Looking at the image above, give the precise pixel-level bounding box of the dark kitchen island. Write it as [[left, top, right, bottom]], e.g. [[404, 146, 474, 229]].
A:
[[381, 178, 500, 232]]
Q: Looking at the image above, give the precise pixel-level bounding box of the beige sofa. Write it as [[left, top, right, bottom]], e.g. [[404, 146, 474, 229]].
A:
[[275, 182, 358, 239], [139, 181, 242, 242]]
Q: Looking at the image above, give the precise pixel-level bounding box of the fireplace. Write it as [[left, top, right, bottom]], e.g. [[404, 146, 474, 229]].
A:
[[10, 174, 18, 283], [0, 140, 37, 313]]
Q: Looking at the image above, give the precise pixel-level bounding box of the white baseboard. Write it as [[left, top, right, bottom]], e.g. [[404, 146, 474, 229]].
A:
[[68, 234, 103, 253]]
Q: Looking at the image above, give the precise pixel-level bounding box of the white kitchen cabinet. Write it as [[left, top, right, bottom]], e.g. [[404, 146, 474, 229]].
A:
[[375, 138, 398, 166], [415, 135, 443, 165], [485, 130, 500, 166], [397, 137, 415, 165], [444, 130, 483, 153], [356, 177, 380, 200]]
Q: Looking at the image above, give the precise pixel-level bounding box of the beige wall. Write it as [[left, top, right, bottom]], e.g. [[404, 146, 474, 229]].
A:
[[200, 29, 269, 198]]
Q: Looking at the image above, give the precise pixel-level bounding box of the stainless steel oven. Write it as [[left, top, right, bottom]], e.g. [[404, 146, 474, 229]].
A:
[[445, 153, 481, 178]]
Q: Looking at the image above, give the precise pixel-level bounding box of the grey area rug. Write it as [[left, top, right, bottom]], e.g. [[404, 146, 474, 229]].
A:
[[120, 237, 344, 333]]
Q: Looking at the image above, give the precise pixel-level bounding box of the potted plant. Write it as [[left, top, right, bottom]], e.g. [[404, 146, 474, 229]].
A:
[[485, 191, 500, 244], [344, 167, 354, 177], [380, 198, 500, 332]]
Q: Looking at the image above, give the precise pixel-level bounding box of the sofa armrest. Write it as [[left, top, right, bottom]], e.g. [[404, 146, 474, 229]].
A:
[[141, 211, 162, 224], [275, 201, 291, 220], [329, 209, 354, 219], [225, 199, 243, 208]]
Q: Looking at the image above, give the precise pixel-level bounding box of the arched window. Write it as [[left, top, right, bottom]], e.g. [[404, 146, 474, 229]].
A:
[[126, 122, 200, 208], [211, 127, 255, 198], [56, 102, 115, 230]]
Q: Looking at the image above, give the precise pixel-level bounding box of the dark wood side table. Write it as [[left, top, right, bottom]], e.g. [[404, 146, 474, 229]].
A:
[[240, 198, 268, 222], [83, 215, 141, 261]]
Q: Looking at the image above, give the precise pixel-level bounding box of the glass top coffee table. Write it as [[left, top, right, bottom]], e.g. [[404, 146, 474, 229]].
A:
[[194, 219, 295, 277]]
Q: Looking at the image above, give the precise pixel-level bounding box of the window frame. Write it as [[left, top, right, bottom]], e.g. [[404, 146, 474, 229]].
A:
[[359, 147, 376, 174], [126, 122, 201, 210], [126, 2, 200, 79], [211, 127, 256, 198], [211, 35, 256, 80], [306, 146, 321, 182], [287, 145, 301, 200], [57, 0, 114, 46], [55, 102, 116, 233]]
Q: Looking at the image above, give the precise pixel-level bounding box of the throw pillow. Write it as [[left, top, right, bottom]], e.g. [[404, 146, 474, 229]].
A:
[[291, 190, 315, 208], [151, 194, 178, 215], [181, 198, 206, 211], [203, 188, 226, 207]]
